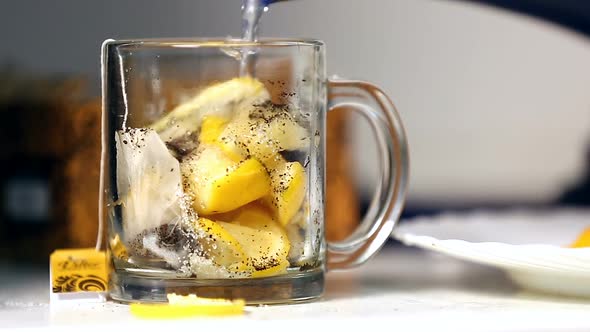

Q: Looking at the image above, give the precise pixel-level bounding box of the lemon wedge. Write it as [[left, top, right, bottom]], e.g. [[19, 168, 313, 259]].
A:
[[130, 293, 245, 319], [198, 115, 229, 145], [210, 204, 290, 276], [181, 145, 271, 214], [265, 161, 307, 226], [194, 218, 251, 275], [251, 259, 290, 278], [217, 115, 281, 166], [217, 109, 308, 168], [151, 77, 270, 142]]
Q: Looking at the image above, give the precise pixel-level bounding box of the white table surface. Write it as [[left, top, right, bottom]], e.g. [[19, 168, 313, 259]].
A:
[[1, 246, 589, 331]]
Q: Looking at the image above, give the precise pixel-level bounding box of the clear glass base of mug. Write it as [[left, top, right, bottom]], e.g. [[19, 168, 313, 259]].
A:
[[109, 267, 325, 304]]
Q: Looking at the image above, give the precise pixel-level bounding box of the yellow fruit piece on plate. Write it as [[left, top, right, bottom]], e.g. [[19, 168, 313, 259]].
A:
[[570, 227, 590, 248], [150, 77, 270, 142], [265, 161, 307, 226], [209, 204, 290, 276], [130, 293, 245, 319], [199, 116, 228, 145], [181, 146, 271, 214], [194, 218, 251, 274]]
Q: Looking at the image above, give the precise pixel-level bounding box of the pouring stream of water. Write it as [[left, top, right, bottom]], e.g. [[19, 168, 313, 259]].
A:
[[240, 0, 288, 76]]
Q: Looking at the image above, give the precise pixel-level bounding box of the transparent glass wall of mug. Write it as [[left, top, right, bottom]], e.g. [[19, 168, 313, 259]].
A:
[[102, 40, 327, 295]]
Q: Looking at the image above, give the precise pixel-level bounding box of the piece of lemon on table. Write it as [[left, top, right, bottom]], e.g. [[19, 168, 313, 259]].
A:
[[130, 293, 245, 319], [207, 204, 291, 277], [264, 160, 307, 226], [570, 227, 590, 248], [181, 145, 271, 214], [150, 77, 270, 143]]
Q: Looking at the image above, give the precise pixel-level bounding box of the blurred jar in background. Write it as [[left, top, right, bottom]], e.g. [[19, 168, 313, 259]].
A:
[[0, 68, 101, 263]]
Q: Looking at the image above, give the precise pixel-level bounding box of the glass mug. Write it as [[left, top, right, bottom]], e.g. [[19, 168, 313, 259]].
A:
[[101, 39, 408, 304]]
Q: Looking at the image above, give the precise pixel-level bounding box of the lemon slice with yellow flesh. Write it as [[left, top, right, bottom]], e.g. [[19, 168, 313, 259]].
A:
[[217, 108, 309, 168], [130, 293, 245, 319], [181, 145, 271, 214], [194, 218, 252, 275], [198, 115, 229, 145], [199, 115, 244, 162], [207, 204, 291, 277], [265, 160, 307, 226], [151, 77, 270, 142], [217, 117, 280, 165]]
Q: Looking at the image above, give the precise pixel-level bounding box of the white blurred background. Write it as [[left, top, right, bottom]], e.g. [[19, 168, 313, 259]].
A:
[[2, 0, 590, 209]]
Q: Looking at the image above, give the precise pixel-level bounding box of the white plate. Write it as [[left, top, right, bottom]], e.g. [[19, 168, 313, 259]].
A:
[[391, 208, 590, 298]]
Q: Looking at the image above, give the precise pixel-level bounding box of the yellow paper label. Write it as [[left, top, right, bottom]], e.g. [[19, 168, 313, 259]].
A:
[[50, 248, 107, 293]]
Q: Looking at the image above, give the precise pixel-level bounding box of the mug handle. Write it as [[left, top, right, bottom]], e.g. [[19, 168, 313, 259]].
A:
[[326, 78, 409, 270]]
